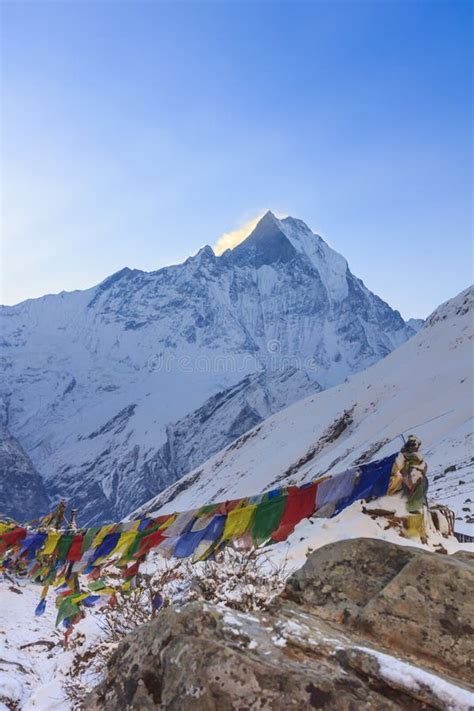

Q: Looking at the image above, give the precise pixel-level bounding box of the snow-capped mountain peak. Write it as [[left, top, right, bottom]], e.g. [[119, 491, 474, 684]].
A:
[[227, 210, 351, 306], [1, 213, 420, 524]]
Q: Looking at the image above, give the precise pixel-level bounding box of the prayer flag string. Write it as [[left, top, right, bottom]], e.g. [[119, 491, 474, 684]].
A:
[[0, 454, 397, 630]]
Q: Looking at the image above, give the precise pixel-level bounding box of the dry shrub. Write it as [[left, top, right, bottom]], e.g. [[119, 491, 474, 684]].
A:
[[182, 545, 289, 611]]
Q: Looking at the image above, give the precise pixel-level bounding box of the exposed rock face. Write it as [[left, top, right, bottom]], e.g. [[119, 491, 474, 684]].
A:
[[88, 539, 474, 710], [0, 423, 50, 522], [88, 604, 424, 711]]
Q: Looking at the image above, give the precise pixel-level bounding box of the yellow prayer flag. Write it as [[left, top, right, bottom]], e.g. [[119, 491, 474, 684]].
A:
[[110, 530, 137, 559], [93, 586, 116, 596], [70, 593, 92, 604], [42, 531, 61, 555], [158, 514, 177, 531], [222, 504, 257, 541], [0, 523, 14, 534]]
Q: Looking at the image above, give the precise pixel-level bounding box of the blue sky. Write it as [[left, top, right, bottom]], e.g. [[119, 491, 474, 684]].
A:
[[1, 0, 472, 317]]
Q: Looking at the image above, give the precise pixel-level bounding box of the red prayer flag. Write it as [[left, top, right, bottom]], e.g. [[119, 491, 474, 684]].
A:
[[154, 514, 174, 528], [0, 527, 27, 554], [136, 529, 165, 557], [271, 483, 318, 543], [67, 534, 84, 562], [123, 561, 139, 578]]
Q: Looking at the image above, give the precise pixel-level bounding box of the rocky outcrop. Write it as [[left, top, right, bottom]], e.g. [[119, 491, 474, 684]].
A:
[[88, 539, 474, 710], [284, 538, 474, 684], [88, 605, 440, 711]]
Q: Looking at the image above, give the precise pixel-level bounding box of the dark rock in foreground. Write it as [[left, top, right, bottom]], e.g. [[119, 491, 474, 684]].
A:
[[88, 538, 474, 710]]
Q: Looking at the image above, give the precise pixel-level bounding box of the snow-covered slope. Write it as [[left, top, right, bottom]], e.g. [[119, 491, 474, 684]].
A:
[[0, 211, 417, 524], [51, 367, 321, 524], [0, 580, 67, 710], [138, 286, 474, 533]]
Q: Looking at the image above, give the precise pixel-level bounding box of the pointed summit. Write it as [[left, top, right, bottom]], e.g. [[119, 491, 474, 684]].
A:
[[189, 245, 215, 263], [231, 210, 297, 267], [259, 209, 278, 223], [249, 210, 284, 236]]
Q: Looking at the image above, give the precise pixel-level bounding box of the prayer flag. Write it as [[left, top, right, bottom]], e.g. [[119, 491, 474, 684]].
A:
[[222, 504, 257, 541], [272, 483, 318, 543], [67, 534, 84, 562], [252, 494, 287, 546]]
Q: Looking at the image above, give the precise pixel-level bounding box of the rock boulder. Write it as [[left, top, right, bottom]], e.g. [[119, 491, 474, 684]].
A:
[[89, 538, 474, 710], [283, 537, 474, 683]]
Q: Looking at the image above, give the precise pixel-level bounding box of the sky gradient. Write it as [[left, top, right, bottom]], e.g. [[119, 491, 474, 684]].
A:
[[1, 0, 472, 318]]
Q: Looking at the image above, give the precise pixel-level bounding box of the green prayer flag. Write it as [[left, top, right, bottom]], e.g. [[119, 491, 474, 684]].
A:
[[88, 579, 106, 591], [45, 566, 57, 584], [55, 534, 74, 561], [252, 495, 287, 546], [56, 597, 79, 625], [197, 503, 218, 516], [406, 477, 428, 513]]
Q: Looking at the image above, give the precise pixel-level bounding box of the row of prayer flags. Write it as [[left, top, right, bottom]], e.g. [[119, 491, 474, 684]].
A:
[[0, 453, 397, 628]]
